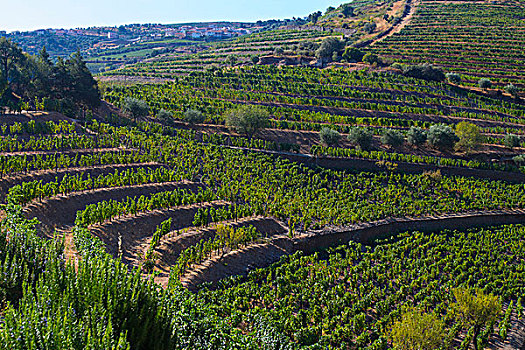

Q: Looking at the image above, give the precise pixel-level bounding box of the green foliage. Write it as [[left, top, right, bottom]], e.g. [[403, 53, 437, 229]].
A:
[[446, 72, 462, 84], [363, 52, 381, 65], [319, 127, 341, 146], [348, 127, 373, 150], [402, 64, 446, 82], [427, 124, 458, 150], [390, 309, 444, 350], [504, 84, 519, 98], [504, 134, 520, 149], [364, 22, 377, 34], [381, 128, 404, 148], [122, 97, 149, 119], [156, 109, 172, 121], [315, 37, 345, 61], [225, 105, 269, 138], [406, 127, 427, 146], [453, 288, 501, 350], [479, 78, 492, 90], [342, 47, 365, 62], [454, 121, 483, 153], [183, 109, 205, 124]]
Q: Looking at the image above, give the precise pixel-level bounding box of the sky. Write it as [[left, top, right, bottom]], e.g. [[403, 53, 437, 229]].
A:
[[1, 0, 344, 32]]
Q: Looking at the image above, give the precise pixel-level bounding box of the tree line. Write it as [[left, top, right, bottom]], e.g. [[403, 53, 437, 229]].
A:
[[0, 37, 100, 117]]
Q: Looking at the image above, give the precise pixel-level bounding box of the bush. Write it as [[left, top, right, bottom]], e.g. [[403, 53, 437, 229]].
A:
[[156, 109, 172, 121], [381, 129, 404, 148], [390, 309, 444, 350], [315, 37, 345, 61], [320, 127, 341, 146], [454, 121, 483, 153], [402, 64, 446, 82], [504, 84, 519, 98], [184, 109, 205, 124], [363, 53, 381, 65], [342, 47, 365, 62], [122, 97, 149, 119], [504, 134, 521, 149], [251, 55, 260, 65], [479, 78, 492, 90], [348, 127, 373, 150], [225, 105, 269, 138], [364, 22, 377, 34], [427, 124, 458, 150], [406, 127, 427, 146], [446, 73, 461, 84]]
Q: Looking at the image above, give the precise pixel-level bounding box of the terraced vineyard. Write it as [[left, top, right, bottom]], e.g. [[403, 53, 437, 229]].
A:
[[2, 115, 525, 348], [3, 0, 525, 348], [369, 0, 525, 91]]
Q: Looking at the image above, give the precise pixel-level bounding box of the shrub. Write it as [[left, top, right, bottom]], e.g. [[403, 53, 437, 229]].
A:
[[315, 37, 345, 61], [364, 22, 377, 34], [122, 97, 149, 119], [427, 124, 458, 150], [504, 84, 519, 98], [251, 55, 260, 65], [454, 121, 483, 153], [184, 109, 205, 124], [348, 127, 373, 150], [381, 129, 404, 148], [390, 309, 444, 350], [363, 53, 381, 65], [402, 64, 446, 82], [446, 73, 461, 84], [504, 134, 521, 149], [319, 127, 341, 146], [225, 105, 269, 138], [479, 78, 492, 90], [156, 109, 172, 121], [342, 47, 365, 62], [406, 127, 427, 146]]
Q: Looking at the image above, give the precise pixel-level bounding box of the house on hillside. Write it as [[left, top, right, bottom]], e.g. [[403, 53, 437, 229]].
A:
[[108, 32, 119, 39]]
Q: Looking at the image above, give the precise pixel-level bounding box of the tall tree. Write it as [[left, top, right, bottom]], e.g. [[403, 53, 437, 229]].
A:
[[67, 51, 100, 110], [0, 37, 24, 89]]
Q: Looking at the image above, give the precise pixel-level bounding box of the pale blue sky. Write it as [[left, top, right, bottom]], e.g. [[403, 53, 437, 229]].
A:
[[2, 0, 344, 32]]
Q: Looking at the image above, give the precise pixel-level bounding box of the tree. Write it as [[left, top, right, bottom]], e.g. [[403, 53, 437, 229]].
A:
[[455, 121, 483, 153], [446, 72, 461, 84], [341, 4, 355, 17], [319, 127, 341, 146], [453, 288, 501, 350], [479, 78, 492, 90], [342, 47, 365, 63], [225, 105, 269, 139], [326, 6, 336, 13], [157, 109, 172, 121], [390, 309, 444, 350], [403, 64, 445, 82], [363, 53, 381, 65], [348, 127, 373, 150], [427, 124, 458, 150], [308, 11, 322, 24], [0, 37, 24, 91], [315, 37, 345, 63], [407, 127, 427, 146], [504, 84, 520, 98], [364, 22, 377, 34], [184, 109, 205, 125], [67, 51, 101, 112], [381, 129, 404, 148], [504, 134, 520, 149], [250, 55, 259, 65], [226, 55, 238, 67], [122, 97, 149, 119]]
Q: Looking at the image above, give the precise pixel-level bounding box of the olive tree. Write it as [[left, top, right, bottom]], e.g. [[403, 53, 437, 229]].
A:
[[319, 127, 341, 146], [225, 105, 269, 139], [427, 124, 458, 150], [184, 109, 205, 125], [504, 84, 519, 98], [446, 72, 461, 84], [381, 129, 404, 148], [479, 78, 492, 90], [407, 127, 427, 146], [122, 97, 149, 120], [315, 37, 345, 63], [348, 127, 373, 150], [504, 134, 520, 149]]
